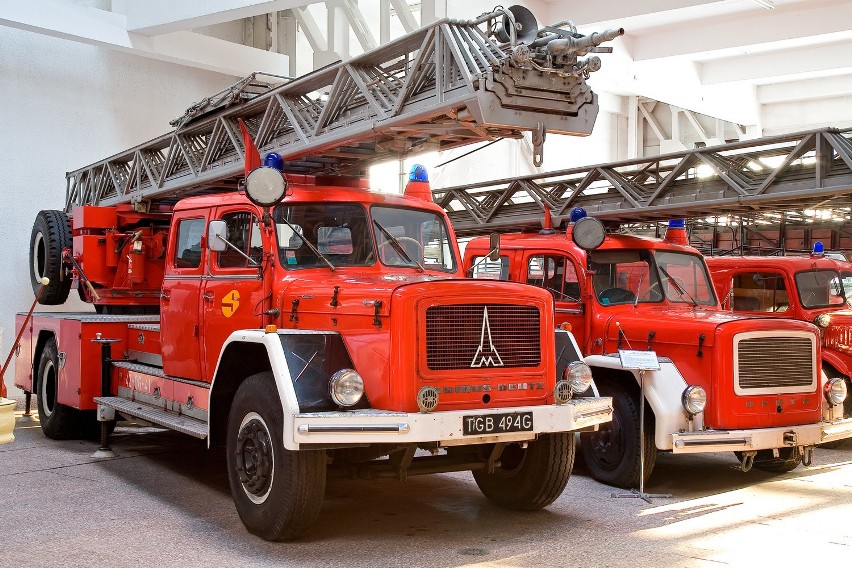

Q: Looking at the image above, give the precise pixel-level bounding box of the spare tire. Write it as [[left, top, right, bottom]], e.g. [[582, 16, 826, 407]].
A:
[[30, 210, 72, 305]]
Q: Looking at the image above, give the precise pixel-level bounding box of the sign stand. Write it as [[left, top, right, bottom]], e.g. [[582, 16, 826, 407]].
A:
[[611, 349, 671, 504]]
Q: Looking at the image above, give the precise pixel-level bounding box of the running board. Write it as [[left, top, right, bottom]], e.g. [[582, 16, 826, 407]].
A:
[[94, 396, 208, 439]]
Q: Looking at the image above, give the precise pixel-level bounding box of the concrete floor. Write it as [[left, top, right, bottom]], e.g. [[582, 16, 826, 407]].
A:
[[1, 411, 851, 567]]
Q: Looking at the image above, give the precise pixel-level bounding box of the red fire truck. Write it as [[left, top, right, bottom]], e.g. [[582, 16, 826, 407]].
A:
[[707, 253, 852, 423], [11, 8, 620, 540], [461, 214, 852, 487]]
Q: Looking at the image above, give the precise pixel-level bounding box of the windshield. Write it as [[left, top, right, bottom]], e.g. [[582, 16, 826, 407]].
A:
[[273, 203, 372, 269], [371, 206, 456, 271], [590, 249, 716, 306], [795, 269, 846, 308], [844, 271, 852, 307]]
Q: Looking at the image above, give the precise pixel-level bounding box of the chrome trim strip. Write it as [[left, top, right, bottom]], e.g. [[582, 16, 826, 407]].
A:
[[575, 408, 613, 421], [297, 423, 411, 434], [674, 437, 750, 448]]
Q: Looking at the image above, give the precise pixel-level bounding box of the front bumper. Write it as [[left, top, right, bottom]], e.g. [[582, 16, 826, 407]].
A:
[[0, 398, 15, 445], [671, 417, 852, 453], [293, 396, 613, 447]]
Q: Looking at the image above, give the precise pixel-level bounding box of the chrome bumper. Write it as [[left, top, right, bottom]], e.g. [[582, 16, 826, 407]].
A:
[[292, 396, 613, 447], [671, 417, 852, 454], [0, 398, 15, 445]]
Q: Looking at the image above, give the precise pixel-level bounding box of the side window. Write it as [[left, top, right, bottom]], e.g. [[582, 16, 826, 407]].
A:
[[563, 260, 581, 301], [528, 255, 578, 302], [173, 218, 205, 269], [471, 256, 509, 280], [217, 212, 262, 269], [731, 271, 788, 312]]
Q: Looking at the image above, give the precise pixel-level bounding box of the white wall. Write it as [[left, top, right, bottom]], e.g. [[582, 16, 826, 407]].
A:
[[0, 25, 234, 397]]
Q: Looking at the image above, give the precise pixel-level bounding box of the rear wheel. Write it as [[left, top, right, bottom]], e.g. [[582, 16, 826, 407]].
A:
[[226, 372, 326, 541], [30, 210, 72, 305], [580, 380, 656, 488], [736, 449, 801, 473], [37, 338, 81, 439], [472, 433, 574, 511]]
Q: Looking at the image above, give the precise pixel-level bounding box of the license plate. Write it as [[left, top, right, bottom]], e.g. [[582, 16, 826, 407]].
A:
[[462, 412, 533, 436]]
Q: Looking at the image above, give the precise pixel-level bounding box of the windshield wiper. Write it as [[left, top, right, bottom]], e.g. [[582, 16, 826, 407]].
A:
[[658, 265, 698, 306], [373, 220, 424, 272], [278, 217, 335, 272]]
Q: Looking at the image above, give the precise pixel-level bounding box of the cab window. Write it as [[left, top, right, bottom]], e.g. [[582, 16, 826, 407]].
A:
[[795, 269, 846, 308], [527, 255, 580, 302], [273, 203, 372, 269], [590, 249, 661, 305], [217, 212, 262, 269], [371, 206, 456, 271], [470, 256, 509, 280], [730, 271, 789, 312], [173, 217, 205, 269]]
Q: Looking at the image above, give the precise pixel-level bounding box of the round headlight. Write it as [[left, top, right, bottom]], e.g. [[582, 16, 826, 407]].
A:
[[565, 361, 593, 394], [825, 377, 848, 406], [571, 217, 606, 251], [329, 369, 364, 407], [245, 166, 287, 207], [682, 385, 707, 416], [815, 313, 832, 328]]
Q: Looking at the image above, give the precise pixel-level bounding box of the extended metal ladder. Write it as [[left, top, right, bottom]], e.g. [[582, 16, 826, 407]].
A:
[[64, 8, 623, 213], [434, 127, 852, 236]]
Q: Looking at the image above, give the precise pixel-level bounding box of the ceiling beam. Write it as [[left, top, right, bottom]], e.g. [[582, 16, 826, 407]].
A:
[[629, 0, 852, 61], [757, 75, 852, 104], [117, 0, 323, 36], [699, 41, 852, 84], [0, 0, 289, 77]]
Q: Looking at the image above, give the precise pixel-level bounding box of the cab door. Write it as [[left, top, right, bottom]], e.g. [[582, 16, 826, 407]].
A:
[[161, 213, 207, 380], [525, 252, 588, 350], [200, 208, 266, 382]]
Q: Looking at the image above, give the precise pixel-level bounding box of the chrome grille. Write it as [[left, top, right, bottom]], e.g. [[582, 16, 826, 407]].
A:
[[823, 324, 852, 350], [425, 304, 541, 370], [736, 336, 814, 391]]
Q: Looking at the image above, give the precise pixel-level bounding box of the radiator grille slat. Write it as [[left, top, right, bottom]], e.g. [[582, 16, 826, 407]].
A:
[[824, 324, 852, 350], [736, 336, 814, 390], [426, 304, 541, 370]]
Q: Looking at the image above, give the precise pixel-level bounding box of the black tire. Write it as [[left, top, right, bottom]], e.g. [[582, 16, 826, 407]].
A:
[[735, 449, 801, 473], [37, 338, 82, 439], [472, 433, 575, 511], [226, 372, 326, 541], [580, 381, 656, 488], [30, 210, 72, 305]]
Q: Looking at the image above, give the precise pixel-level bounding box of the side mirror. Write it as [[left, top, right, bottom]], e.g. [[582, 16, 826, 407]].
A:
[[488, 233, 501, 261], [208, 220, 228, 252]]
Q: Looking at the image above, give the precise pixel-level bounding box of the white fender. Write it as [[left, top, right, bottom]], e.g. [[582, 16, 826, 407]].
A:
[[584, 355, 702, 450], [209, 329, 322, 451]]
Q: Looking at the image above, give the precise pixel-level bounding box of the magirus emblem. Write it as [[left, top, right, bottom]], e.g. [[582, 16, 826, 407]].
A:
[[471, 307, 504, 368]]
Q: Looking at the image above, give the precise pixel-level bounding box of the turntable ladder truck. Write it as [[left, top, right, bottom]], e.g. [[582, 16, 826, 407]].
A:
[[435, 130, 852, 488], [14, 6, 621, 540]]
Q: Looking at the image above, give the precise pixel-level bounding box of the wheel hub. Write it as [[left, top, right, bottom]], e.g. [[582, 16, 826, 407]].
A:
[[590, 412, 624, 470], [235, 419, 273, 497]]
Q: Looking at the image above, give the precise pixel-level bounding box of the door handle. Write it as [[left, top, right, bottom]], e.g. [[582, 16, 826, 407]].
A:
[[203, 292, 214, 302], [161, 289, 171, 301]]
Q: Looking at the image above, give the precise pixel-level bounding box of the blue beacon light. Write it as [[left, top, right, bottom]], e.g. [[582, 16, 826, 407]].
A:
[[264, 152, 284, 172], [409, 164, 429, 182]]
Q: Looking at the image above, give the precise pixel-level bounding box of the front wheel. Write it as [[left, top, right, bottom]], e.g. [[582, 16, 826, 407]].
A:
[[580, 380, 656, 488], [226, 372, 326, 541], [472, 433, 575, 511], [37, 338, 81, 439]]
